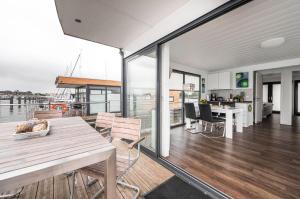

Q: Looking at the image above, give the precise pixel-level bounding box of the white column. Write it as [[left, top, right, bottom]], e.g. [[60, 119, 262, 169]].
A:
[[235, 110, 243, 133], [280, 70, 293, 125], [151, 109, 156, 149], [160, 43, 170, 157], [225, 110, 233, 139]]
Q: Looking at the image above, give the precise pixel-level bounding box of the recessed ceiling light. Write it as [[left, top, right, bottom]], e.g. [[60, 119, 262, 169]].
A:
[[74, 19, 82, 23], [260, 37, 285, 48]]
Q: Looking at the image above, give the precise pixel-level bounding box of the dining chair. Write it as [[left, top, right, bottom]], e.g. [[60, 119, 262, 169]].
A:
[[199, 104, 226, 136], [69, 112, 116, 182], [72, 117, 144, 199], [33, 110, 63, 119], [94, 112, 115, 137], [184, 103, 200, 129]]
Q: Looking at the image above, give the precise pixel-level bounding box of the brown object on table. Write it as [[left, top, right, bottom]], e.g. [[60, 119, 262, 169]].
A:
[[15, 123, 34, 133], [15, 120, 48, 133], [32, 123, 47, 132], [34, 120, 48, 127]]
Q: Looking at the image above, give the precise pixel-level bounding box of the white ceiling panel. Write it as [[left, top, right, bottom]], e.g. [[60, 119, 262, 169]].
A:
[[169, 0, 300, 71], [55, 0, 190, 48]]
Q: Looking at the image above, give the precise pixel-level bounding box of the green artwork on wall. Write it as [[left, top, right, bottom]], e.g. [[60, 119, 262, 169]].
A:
[[236, 72, 249, 88]]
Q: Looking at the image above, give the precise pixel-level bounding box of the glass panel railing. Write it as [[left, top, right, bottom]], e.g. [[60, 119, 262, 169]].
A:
[[0, 100, 121, 123]]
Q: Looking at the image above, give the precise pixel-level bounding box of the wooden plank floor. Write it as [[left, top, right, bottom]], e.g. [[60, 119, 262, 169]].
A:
[[167, 114, 300, 199], [3, 152, 173, 199]]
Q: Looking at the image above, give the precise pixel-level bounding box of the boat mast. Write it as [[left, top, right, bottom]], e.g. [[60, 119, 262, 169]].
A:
[[58, 52, 82, 99]]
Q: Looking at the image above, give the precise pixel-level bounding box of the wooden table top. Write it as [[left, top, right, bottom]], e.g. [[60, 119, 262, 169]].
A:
[[0, 117, 114, 183]]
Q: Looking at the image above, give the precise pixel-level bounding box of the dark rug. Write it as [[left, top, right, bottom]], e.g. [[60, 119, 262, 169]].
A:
[[143, 176, 213, 199]]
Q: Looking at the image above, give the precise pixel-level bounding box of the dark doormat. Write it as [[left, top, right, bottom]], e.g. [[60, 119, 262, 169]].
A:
[[143, 176, 213, 199]]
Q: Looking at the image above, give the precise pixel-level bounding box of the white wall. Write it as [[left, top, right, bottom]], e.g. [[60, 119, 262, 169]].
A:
[[263, 74, 281, 83], [293, 72, 300, 80], [171, 62, 208, 76], [217, 58, 300, 74], [259, 66, 300, 125], [214, 59, 300, 125], [214, 58, 300, 90], [281, 70, 293, 125], [216, 58, 300, 87], [125, 0, 229, 55]]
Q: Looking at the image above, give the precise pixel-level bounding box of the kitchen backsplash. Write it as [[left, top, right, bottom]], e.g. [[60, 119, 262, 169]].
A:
[[209, 89, 253, 101]]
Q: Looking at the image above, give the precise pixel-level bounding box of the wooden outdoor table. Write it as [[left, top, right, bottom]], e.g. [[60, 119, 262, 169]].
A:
[[0, 117, 116, 199]]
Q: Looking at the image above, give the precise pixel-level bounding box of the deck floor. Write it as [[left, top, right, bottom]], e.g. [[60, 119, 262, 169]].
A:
[[167, 114, 300, 199], [3, 152, 173, 199]]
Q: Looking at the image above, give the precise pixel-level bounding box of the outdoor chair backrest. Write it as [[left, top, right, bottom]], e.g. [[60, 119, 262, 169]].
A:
[[95, 112, 115, 129], [111, 117, 141, 142]]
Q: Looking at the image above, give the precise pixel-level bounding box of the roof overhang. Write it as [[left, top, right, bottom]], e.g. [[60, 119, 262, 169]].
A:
[[54, 0, 228, 53], [54, 0, 190, 49], [55, 76, 122, 88]]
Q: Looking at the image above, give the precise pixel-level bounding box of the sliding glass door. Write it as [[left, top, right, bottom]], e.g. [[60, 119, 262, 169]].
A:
[[169, 71, 201, 127], [125, 48, 158, 153], [184, 74, 200, 103], [169, 72, 184, 126]]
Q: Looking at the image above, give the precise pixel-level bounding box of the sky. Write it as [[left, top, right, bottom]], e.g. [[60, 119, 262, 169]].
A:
[[0, 0, 121, 93]]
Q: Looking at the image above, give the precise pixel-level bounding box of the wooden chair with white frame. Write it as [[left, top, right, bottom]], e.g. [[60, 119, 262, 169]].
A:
[[70, 117, 144, 199], [94, 112, 116, 140]]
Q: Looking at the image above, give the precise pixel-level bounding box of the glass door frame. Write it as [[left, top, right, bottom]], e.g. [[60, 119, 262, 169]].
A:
[[294, 80, 300, 116], [123, 44, 160, 158], [170, 69, 201, 128], [122, 1, 251, 198]]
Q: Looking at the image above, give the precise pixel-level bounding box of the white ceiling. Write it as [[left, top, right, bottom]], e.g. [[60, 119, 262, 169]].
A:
[[169, 0, 300, 72], [55, 0, 190, 48]]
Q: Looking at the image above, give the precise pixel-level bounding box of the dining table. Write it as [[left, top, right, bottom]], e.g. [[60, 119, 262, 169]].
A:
[[0, 117, 116, 199], [211, 107, 244, 139]]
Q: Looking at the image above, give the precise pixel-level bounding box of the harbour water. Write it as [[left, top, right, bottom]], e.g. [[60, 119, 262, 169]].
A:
[[0, 99, 30, 123]]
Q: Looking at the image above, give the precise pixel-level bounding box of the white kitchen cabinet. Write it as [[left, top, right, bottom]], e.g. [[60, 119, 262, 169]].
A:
[[207, 72, 231, 90], [218, 72, 231, 89], [207, 73, 219, 90]]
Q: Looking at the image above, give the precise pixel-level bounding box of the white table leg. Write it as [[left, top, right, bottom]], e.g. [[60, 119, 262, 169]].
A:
[[236, 111, 243, 133], [226, 110, 233, 139], [104, 149, 116, 199], [186, 118, 191, 129]]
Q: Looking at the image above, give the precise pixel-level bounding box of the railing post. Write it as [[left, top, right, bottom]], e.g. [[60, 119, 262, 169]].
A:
[[25, 104, 29, 120], [18, 97, 21, 109], [10, 97, 13, 112]]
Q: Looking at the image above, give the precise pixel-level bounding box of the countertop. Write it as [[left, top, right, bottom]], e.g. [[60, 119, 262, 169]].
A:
[[208, 101, 252, 104]]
